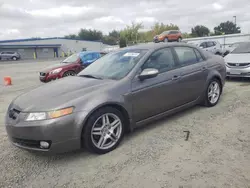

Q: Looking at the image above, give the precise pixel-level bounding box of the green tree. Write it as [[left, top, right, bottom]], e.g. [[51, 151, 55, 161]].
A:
[[64, 34, 78, 39], [120, 22, 144, 44], [191, 25, 210, 37], [151, 22, 179, 36], [214, 21, 241, 35], [78, 29, 103, 41], [119, 37, 127, 48]]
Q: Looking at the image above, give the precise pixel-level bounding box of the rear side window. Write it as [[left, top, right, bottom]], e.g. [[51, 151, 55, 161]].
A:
[[142, 48, 175, 73], [194, 49, 204, 62], [174, 47, 199, 66]]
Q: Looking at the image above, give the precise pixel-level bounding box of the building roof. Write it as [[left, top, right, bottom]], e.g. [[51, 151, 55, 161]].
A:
[[0, 37, 102, 43], [0, 44, 61, 48]]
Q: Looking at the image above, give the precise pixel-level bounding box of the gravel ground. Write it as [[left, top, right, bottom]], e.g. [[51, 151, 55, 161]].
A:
[[0, 60, 250, 188]]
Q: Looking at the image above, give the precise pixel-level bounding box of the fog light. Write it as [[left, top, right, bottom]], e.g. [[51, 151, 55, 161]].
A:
[[40, 141, 49, 149]]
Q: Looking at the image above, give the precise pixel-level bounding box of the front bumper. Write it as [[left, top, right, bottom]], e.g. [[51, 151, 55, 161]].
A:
[[226, 66, 250, 77], [39, 72, 62, 83], [5, 111, 88, 153]]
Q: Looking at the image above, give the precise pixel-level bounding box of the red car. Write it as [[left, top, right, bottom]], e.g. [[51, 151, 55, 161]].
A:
[[39, 51, 105, 83]]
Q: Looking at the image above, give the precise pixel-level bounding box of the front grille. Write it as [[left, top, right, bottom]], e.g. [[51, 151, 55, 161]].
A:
[[12, 138, 51, 149], [227, 63, 250, 67], [40, 72, 46, 76]]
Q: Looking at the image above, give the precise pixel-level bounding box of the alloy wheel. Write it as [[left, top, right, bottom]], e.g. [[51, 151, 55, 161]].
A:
[[91, 113, 122, 150], [208, 81, 220, 104]]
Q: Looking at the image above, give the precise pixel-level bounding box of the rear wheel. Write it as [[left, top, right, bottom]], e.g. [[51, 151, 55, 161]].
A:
[[12, 56, 17, 61], [62, 70, 76, 77], [203, 78, 222, 107], [164, 38, 168, 42], [177, 37, 182, 42], [83, 107, 125, 154]]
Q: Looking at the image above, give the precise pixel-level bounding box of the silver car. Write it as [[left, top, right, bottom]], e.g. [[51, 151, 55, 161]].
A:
[[5, 43, 226, 154], [189, 40, 223, 55], [0, 51, 21, 61], [224, 42, 250, 78]]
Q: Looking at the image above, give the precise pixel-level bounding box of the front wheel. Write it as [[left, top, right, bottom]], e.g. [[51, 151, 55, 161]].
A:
[[177, 37, 182, 42], [62, 70, 76, 77], [203, 79, 222, 107], [83, 107, 125, 154], [12, 56, 17, 61], [164, 38, 168, 42]]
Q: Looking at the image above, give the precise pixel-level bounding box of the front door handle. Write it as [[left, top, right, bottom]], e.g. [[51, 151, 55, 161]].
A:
[[172, 75, 181, 80], [201, 66, 207, 71]]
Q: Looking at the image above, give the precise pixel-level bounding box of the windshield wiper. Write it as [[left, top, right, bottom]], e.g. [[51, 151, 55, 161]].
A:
[[79, 74, 103, 80]]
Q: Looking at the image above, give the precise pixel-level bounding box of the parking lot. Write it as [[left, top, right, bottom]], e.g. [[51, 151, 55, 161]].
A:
[[0, 60, 250, 188]]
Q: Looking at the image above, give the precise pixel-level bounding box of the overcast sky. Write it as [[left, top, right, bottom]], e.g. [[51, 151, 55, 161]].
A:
[[0, 0, 250, 40]]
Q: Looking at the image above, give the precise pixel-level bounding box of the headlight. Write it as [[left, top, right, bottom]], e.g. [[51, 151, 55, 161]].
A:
[[25, 107, 74, 121], [49, 68, 62, 74]]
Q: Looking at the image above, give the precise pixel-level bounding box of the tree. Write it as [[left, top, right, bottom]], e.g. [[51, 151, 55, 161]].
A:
[[78, 29, 103, 41], [120, 22, 144, 44], [119, 37, 127, 48], [191, 25, 210, 37], [151, 22, 179, 36], [214, 21, 241, 35], [64, 34, 78, 39]]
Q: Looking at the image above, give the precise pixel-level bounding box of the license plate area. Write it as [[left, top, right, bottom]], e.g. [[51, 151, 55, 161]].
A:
[[230, 70, 241, 75]]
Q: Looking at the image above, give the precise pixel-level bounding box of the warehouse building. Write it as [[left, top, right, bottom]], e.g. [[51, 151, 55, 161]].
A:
[[0, 37, 106, 59]]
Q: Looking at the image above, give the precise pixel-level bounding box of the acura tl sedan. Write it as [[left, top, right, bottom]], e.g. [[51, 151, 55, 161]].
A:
[[5, 43, 226, 154]]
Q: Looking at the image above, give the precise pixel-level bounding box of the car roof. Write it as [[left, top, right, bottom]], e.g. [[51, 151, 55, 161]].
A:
[[121, 42, 196, 51], [78, 51, 100, 55]]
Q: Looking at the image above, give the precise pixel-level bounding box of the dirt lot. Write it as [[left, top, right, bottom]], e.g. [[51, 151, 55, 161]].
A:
[[0, 60, 249, 188]]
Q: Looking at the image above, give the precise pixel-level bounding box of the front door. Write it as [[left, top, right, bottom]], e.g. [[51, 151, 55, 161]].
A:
[[130, 47, 182, 122], [173, 46, 208, 104]]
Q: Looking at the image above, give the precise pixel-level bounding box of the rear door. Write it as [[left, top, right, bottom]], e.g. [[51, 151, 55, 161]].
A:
[[173, 46, 208, 104]]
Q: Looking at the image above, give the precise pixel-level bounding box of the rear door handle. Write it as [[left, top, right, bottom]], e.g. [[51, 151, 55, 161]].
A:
[[172, 75, 181, 80]]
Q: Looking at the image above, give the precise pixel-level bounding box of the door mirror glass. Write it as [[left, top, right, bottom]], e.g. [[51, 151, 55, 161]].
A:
[[138, 68, 159, 81]]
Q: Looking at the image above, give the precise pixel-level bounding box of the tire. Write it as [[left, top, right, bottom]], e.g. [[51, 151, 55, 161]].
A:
[[62, 70, 76, 77], [215, 52, 221, 56], [12, 56, 17, 61], [164, 38, 168, 42], [177, 37, 182, 42], [83, 107, 125, 154], [203, 78, 222, 107]]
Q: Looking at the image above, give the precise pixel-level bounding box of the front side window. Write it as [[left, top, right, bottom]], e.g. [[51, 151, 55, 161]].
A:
[[78, 49, 148, 80], [207, 41, 215, 47], [200, 42, 206, 48], [174, 47, 199, 66], [142, 48, 175, 73]]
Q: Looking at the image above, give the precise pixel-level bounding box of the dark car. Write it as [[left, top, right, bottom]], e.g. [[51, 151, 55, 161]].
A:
[[5, 43, 226, 154], [153, 30, 182, 43], [39, 51, 102, 83]]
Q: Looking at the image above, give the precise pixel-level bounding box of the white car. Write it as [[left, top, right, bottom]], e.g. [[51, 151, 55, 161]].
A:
[[188, 40, 223, 55], [224, 42, 250, 78]]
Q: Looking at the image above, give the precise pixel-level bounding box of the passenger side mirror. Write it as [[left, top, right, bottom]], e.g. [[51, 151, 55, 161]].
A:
[[138, 68, 159, 81]]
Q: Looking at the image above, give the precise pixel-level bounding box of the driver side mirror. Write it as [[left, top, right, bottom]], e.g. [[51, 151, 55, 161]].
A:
[[138, 68, 159, 81]]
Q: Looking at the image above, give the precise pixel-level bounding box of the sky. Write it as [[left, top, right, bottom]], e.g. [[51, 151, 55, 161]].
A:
[[0, 0, 250, 40]]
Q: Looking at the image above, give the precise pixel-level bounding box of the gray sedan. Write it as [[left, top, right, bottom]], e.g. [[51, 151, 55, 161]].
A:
[[5, 43, 226, 154]]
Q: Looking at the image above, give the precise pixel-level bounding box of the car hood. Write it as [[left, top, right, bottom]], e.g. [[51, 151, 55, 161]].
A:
[[12, 76, 114, 112], [224, 53, 250, 63], [41, 63, 75, 72]]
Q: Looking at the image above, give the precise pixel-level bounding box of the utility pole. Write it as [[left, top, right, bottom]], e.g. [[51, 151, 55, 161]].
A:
[[233, 16, 237, 33]]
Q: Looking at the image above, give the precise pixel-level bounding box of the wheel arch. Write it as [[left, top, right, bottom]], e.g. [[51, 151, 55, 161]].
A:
[[80, 102, 132, 147]]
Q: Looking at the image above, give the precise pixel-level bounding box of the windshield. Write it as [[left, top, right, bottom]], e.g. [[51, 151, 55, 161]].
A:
[[231, 42, 250, 54], [62, 53, 79, 63], [78, 49, 148, 80]]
